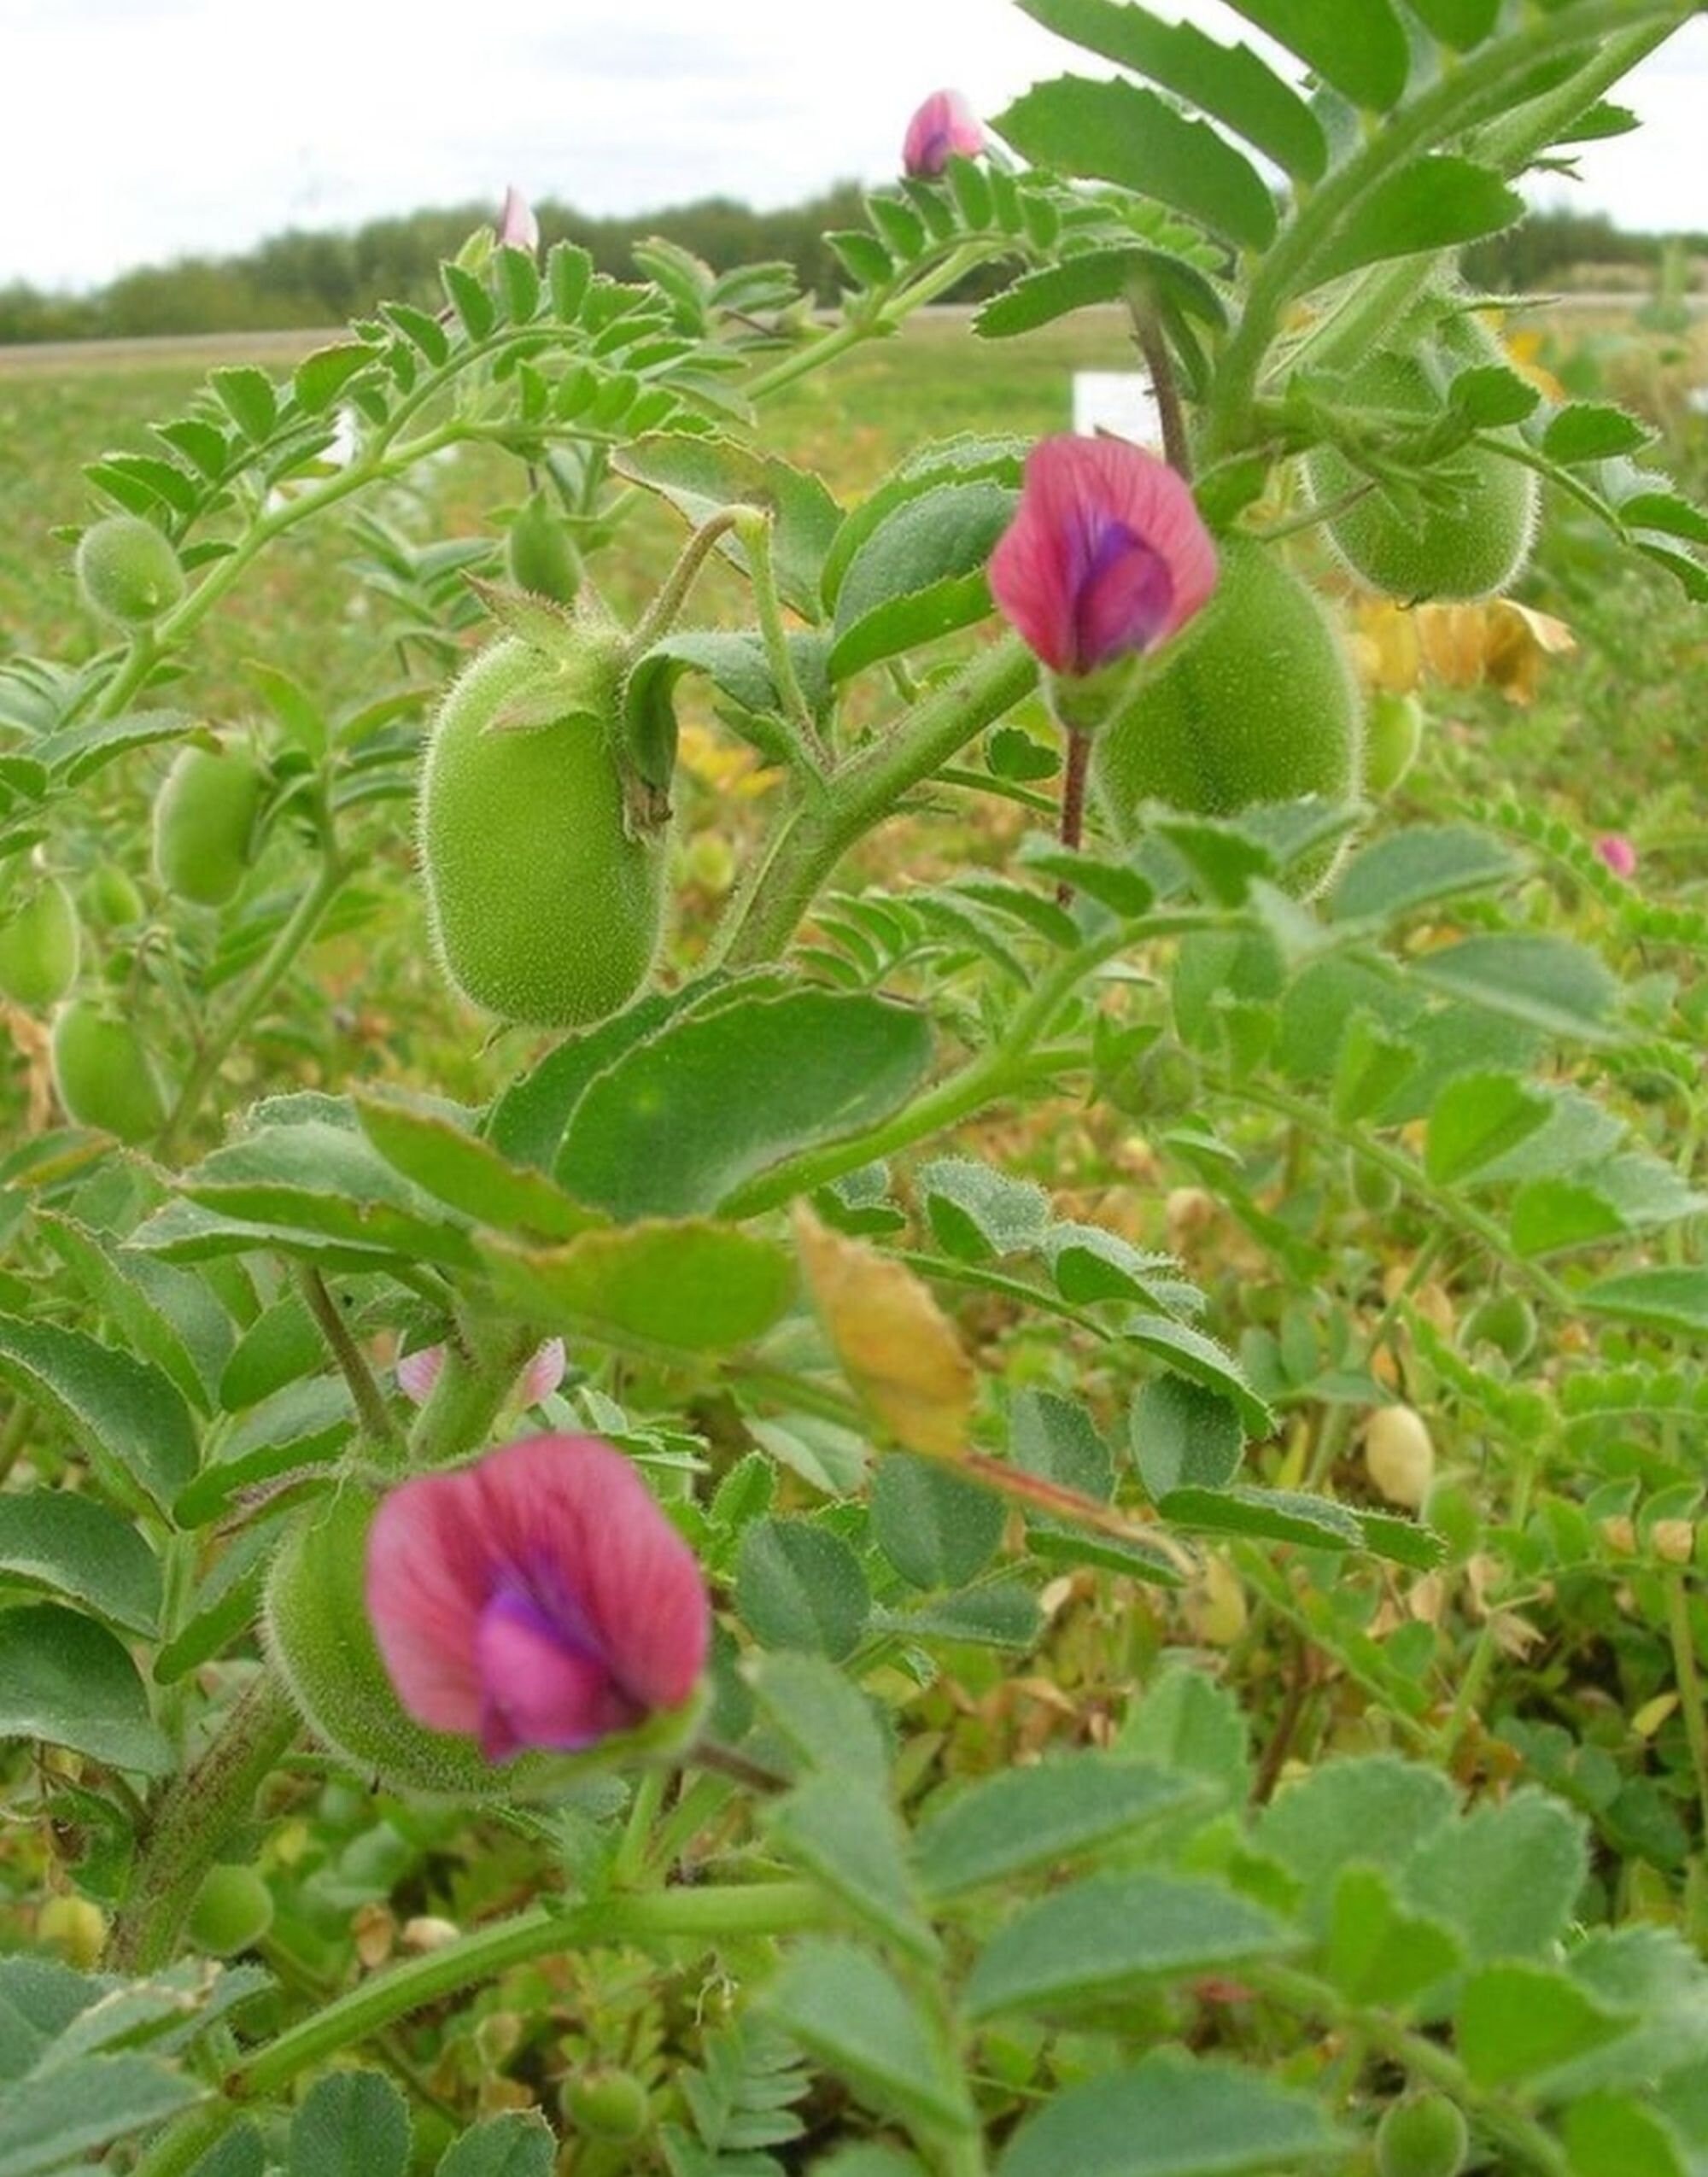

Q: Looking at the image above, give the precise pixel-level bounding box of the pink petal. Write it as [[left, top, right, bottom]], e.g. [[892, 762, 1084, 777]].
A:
[[903, 90, 985, 178], [990, 436, 1219, 676], [470, 1437, 709, 1714], [516, 1337, 566, 1407], [365, 1435, 709, 1760], [1594, 833, 1636, 880], [366, 1468, 494, 1735], [497, 185, 540, 255], [396, 1344, 444, 1406]]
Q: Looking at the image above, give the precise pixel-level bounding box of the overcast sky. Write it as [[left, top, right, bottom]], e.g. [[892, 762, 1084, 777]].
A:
[[4, 0, 1706, 293]]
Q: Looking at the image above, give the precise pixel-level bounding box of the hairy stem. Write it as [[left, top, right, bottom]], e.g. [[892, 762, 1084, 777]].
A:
[[135, 1883, 828, 2177], [297, 1267, 401, 1457], [107, 1670, 301, 1976], [1204, 7, 1691, 459], [156, 847, 349, 1161], [707, 635, 1037, 971]]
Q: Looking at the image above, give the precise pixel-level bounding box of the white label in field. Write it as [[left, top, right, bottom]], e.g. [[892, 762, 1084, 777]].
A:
[[1072, 371, 1161, 446]]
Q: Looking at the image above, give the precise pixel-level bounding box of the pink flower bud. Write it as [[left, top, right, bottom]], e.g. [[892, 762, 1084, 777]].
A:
[[517, 1337, 566, 1407], [989, 436, 1219, 677], [395, 1344, 444, 1405], [497, 185, 540, 256], [903, 90, 985, 179], [397, 1337, 565, 1410], [366, 1434, 709, 1763], [1594, 833, 1636, 881]]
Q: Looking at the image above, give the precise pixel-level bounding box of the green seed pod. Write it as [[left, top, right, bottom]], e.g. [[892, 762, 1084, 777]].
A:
[[75, 516, 186, 626], [153, 744, 266, 907], [264, 1484, 561, 1801], [187, 1864, 274, 1957], [1462, 1291, 1537, 1366], [420, 625, 668, 1028], [50, 1001, 170, 1143], [506, 491, 581, 604], [562, 2069, 651, 2144], [1376, 2093, 1469, 2177], [79, 863, 146, 933], [1092, 538, 1363, 891], [0, 878, 80, 1008], [1365, 691, 1424, 797], [1308, 338, 1538, 604]]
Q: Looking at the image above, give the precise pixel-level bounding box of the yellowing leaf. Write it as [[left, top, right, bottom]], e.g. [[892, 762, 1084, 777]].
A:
[[1481, 600, 1576, 706], [1350, 600, 1424, 693], [1500, 326, 1568, 404], [793, 1205, 975, 1456], [677, 720, 781, 799]]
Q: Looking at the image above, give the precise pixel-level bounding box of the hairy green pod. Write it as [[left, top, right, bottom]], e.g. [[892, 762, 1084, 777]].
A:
[[1364, 691, 1424, 796], [1092, 538, 1363, 882], [187, 1864, 274, 1956], [153, 744, 266, 907], [75, 516, 186, 625], [50, 1001, 170, 1143], [420, 628, 668, 1028], [506, 492, 581, 604], [1376, 2094, 1468, 2177], [265, 1484, 564, 1801], [0, 879, 80, 1008], [1308, 340, 1538, 603]]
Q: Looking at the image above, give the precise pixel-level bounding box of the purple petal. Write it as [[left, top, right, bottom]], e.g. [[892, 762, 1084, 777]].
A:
[[366, 1435, 709, 1760], [475, 1587, 639, 1759], [990, 436, 1219, 678], [904, 90, 985, 178]]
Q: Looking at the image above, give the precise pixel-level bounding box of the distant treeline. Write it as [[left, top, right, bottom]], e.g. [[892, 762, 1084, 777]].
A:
[[0, 186, 877, 345], [0, 195, 1699, 346]]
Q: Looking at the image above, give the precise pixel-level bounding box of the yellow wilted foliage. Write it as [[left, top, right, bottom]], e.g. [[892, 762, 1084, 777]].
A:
[[676, 721, 781, 800], [793, 1204, 976, 1456], [1349, 597, 1575, 706]]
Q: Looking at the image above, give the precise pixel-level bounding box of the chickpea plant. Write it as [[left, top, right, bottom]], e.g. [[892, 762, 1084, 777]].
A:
[[2, 4, 1707, 2175]]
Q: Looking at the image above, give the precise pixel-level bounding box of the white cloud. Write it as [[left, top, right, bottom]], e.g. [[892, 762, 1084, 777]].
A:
[[2, 0, 1704, 293]]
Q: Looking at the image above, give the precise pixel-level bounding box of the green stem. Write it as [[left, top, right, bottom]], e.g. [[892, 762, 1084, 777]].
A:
[[156, 848, 349, 1160], [1237, 1081, 1576, 1316], [629, 506, 744, 653], [1664, 1569, 1708, 1844], [1249, 1960, 1570, 2176], [746, 241, 996, 406], [107, 1670, 301, 1975], [613, 1768, 667, 1888], [135, 1883, 828, 2177], [734, 507, 824, 761], [406, 1323, 538, 1468], [707, 635, 1037, 971], [297, 1266, 401, 1457], [722, 924, 1125, 1218], [1204, 6, 1691, 459]]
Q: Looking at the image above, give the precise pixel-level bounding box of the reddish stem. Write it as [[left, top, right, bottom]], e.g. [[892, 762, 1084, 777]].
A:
[[1056, 725, 1091, 904]]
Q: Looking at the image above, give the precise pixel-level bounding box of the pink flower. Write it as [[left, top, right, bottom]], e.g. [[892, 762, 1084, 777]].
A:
[[366, 1434, 709, 1763], [497, 184, 540, 255], [396, 1337, 565, 1410], [989, 436, 1219, 677], [903, 90, 985, 178], [1594, 833, 1637, 881]]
